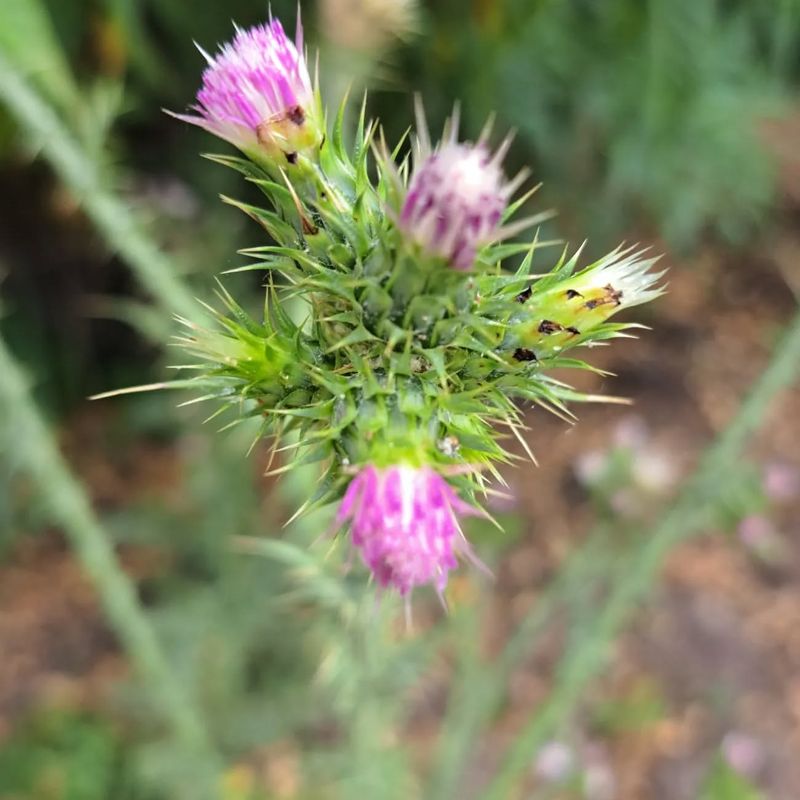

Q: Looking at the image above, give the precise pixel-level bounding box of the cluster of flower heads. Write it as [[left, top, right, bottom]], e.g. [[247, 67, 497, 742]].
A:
[[169, 13, 663, 603]]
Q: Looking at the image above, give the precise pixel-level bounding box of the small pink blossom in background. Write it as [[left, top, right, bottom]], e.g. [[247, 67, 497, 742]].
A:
[[737, 514, 786, 565], [173, 16, 318, 155], [534, 740, 575, 783], [634, 450, 677, 493], [574, 449, 608, 486], [722, 731, 765, 778], [401, 143, 509, 269], [575, 415, 676, 499], [614, 416, 677, 492], [763, 461, 799, 502], [583, 742, 617, 800], [335, 464, 487, 597], [612, 415, 648, 449], [738, 514, 775, 548]]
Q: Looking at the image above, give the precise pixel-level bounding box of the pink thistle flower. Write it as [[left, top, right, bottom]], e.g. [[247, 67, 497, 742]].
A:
[[399, 108, 531, 270], [335, 464, 487, 598], [400, 142, 509, 269], [173, 15, 320, 159]]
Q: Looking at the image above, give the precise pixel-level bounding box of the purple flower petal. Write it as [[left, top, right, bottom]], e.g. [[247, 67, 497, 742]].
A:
[[173, 16, 318, 155], [400, 143, 509, 270], [336, 464, 485, 596]]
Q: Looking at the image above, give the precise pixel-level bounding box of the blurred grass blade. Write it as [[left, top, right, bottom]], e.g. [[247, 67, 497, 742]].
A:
[[0, 331, 221, 793], [481, 307, 800, 799], [771, 0, 800, 77], [0, 0, 80, 112], [0, 50, 202, 322]]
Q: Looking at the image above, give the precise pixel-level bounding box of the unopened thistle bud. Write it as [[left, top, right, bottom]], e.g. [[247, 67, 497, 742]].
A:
[[400, 141, 510, 270], [510, 246, 665, 361], [335, 464, 485, 597], [173, 16, 321, 162]]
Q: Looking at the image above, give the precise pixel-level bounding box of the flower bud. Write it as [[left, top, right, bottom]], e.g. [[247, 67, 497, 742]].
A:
[[400, 142, 509, 270], [335, 464, 485, 596], [173, 16, 321, 162], [510, 246, 664, 361]]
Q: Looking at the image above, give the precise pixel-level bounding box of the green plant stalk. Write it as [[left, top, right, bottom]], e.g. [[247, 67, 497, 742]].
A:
[[279, 463, 401, 788], [0, 47, 228, 795], [0, 51, 200, 322], [428, 527, 618, 799], [771, 0, 799, 78], [0, 0, 80, 112], [481, 308, 800, 799], [0, 333, 221, 788]]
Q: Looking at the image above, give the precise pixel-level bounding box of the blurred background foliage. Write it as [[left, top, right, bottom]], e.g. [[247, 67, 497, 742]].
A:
[[387, 0, 798, 247], [1, 1, 800, 799]]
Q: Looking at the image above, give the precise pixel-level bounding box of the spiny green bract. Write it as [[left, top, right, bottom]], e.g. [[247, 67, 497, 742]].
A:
[[174, 96, 663, 516]]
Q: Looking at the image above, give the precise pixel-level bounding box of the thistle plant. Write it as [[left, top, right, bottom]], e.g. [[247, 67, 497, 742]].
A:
[[169, 12, 663, 605]]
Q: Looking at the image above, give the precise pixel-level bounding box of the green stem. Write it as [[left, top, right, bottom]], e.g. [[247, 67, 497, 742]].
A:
[[428, 528, 616, 799], [0, 50, 200, 322], [481, 309, 800, 799], [0, 333, 220, 787], [770, 0, 798, 79]]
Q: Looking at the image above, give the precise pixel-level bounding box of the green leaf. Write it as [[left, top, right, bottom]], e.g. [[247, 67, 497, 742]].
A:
[[0, 0, 80, 112]]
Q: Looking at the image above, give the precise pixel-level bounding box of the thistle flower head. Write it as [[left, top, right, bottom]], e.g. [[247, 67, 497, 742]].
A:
[[175, 16, 321, 160], [400, 130, 513, 270], [336, 464, 484, 597]]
